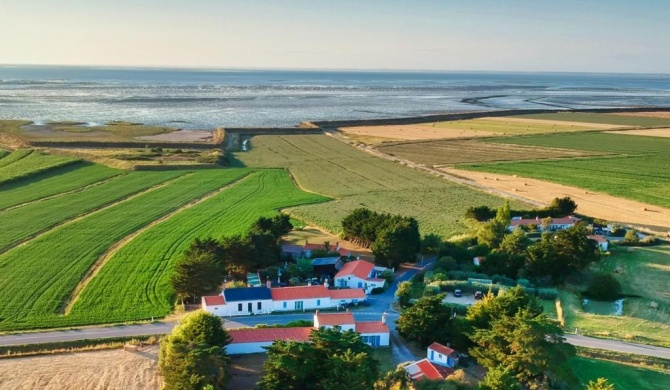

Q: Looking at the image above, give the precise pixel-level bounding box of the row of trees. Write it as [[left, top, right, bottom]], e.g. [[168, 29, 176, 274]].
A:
[[341, 208, 421, 268], [170, 214, 293, 303], [465, 196, 578, 222]]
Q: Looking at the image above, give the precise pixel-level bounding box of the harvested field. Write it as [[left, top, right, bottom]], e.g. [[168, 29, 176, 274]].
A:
[[606, 128, 670, 138], [0, 346, 160, 390], [510, 112, 670, 127], [137, 130, 214, 143], [611, 110, 670, 119], [443, 167, 670, 234], [339, 124, 497, 143], [376, 139, 602, 165]]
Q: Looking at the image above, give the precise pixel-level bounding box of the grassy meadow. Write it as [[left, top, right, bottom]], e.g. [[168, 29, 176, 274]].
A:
[[570, 356, 670, 390], [232, 134, 527, 236], [0, 149, 80, 185]]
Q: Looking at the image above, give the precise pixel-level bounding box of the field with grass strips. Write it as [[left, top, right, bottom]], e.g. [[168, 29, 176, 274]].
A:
[[0, 163, 121, 211], [0, 150, 7, 159], [67, 169, 329, 324], [512, 112, 670, 127], [491, 132, 670, 154], [376, 139, 601, 165], [0, 149, 79, 185], [0, 169, 250, 331], [570, 356, 670, 390], [0, 170, 187, 253], [232, 134, 526, 236], [428, 117, 600, 133]]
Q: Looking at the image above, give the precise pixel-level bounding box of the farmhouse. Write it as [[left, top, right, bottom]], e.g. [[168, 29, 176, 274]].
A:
[[226, 311, 390, 354], [202, 285, 366, 316], [334, 260, 386, 294], [403, 342, 458, 382], [509, 216, 580, 232], [311, 256, 344, 279], [587, 234, 609, 251], [280, 241, 351, 260]]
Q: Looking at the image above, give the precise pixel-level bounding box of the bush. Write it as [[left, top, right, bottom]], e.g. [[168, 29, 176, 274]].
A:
[[446, 270, 489, 281], [492, 275, 516, 286], [424, 271, 448, 284], [610, 226, 626, 237], [537, 288, 559, 300], [587, 273, 622, 301], [379, 269, 395, 284], [516, 278, 532, 287], [623, 229, 640, 244], [411, 271, 425, 283], [435, 256, 458, 272], [424, 284, 441, 296], [370, 287, 386, 295]]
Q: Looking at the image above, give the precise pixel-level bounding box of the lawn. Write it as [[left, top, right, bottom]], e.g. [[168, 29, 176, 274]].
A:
[[512, 112, 670, 127], [66, 170, 329, 324], [0, 169, 251, 331], [0, 171, 185, 252], [0, 149, 80, 185], [570, 356, 670, 390], [460, 133, 670, 208], [0, 162, 121, 211], [232, 134, 527, 237], [539, 299, 558, 320]]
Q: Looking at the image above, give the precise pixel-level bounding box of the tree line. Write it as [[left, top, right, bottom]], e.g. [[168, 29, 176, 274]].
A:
[[341, 208, 421, 268], [465, 196, 578, 222]]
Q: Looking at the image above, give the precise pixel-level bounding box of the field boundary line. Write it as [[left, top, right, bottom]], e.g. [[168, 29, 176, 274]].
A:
[[0, 173, 126, 212], [0, 174, 190, 256], [60, 172, 254, 315]]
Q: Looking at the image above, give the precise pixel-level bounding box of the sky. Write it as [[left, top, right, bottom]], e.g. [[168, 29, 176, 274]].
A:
[[1, 0, 669, 73]]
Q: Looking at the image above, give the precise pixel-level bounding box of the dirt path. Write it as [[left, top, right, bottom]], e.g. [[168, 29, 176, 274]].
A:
[[443, 168, 670, 234], [0, 346, 161, 390], [61, 174, 253, 315]]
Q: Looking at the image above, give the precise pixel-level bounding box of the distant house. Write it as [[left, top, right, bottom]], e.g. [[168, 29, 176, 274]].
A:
[[281, 242, 351, 259], [226, 311, 389, 354], [312, 256, 344, 279], [281, 244, 306, 259], [509, 216, 580, 232], [203, 285, 366, 316], [404, 342, 459, 382], [587, 234, 609, 251], [473, 257, 485, 267], [334, 260, 386, 294]]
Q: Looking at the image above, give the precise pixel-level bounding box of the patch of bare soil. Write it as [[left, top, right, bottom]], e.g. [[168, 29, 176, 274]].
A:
[[339, 124, 497, 143], [283, 227, 374, 261], [136, 130, 214, 143], [443, 168, 670, 235], [485, 116, 624, 129], [605, 128, 670, 138], [610, 111, 670, 119], [229, 353, 266, 390], [0, 346, 160, 390]]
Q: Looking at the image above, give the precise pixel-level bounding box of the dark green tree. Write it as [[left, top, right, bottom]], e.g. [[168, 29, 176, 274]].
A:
[[587, 273, 622, 301], [159, 311, 231, 390], [466, 286, 542, 337], [395, 281, 413, 308], [478, 366, 521, 390], [465, 205, 497, 222], [549, 196, 577, 216], [476, 219, 507, 250], [374, 366, 412, 390], [251, 214, 293, 240], [586, 378, 615, 390], [526, 225, 599, 281], [500, 228, 531, 256], [321, 350, 378, 390], [220, 234, 253, 276], [396, 293, 453, 347], [258, 340, 319, 390], [372, 216, 421, 268], [170, 249, 225, 304], [421, 233, 444, 254]]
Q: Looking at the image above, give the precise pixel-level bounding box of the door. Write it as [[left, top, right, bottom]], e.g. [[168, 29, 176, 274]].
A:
[[430, 350, 434, 361], [248, 302, 252, 313], [295, 301, 303, 311]]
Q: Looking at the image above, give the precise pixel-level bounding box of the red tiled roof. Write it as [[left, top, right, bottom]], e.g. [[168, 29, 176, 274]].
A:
[[203, 295, 225, 306], [228, 327, 312, 344], [316, 312, 354, 326], [587, 235, 608, 243], [335, 260, 374, 280], [355, 322, 389, 334], [270, 285, 330, 301], [428, 342, 455, 357], [414, 359, 447, 381], [329, 289, 366, 300]]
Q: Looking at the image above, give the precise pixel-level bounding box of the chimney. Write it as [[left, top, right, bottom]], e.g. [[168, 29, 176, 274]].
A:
[[266, 279, 272, 289], [345, 308, 349, 313], [382, 311, 387, 324], [308, 281, 312, 286], [324, 279, 329, 288], [314, 310, 319, 328]]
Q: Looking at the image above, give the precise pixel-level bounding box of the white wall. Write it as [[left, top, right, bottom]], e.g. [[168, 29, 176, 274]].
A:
[[360, 332, 390, 347], [427, 347, 449, 366], [207, 299, 273, 317], [203, 304, 227, 316], [227, 342, 271, 355], [335, 276, 383, 294], [272, 297, 332, 312]]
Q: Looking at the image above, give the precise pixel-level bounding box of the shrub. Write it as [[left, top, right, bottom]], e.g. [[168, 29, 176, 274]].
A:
[[424, 285, 441, 296], [610, 226, 626, 237], [379, 269, 395, 284], [411, 271, 425, 283], [435, 256, 458, 272], [370, 287, 386, 295], [537, 288, 559, 300], [587, 273, 622, 301], [447, 271, 489, 281], [424, 271, 448, 284], [516, 278, 532, 287], [623, 229, 639, 244], [492, 275, 516, 286]]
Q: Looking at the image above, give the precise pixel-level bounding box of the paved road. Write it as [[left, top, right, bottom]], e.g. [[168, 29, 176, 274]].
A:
[[564, 334, 670, 359]]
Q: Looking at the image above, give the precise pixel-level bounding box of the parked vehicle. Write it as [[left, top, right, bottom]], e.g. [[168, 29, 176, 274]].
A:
[[453, 289, 462, 297], [474, 291, 483, 300]]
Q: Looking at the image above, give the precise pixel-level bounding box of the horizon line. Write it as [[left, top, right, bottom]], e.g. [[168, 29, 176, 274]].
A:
[[1, 63, 668, 77]]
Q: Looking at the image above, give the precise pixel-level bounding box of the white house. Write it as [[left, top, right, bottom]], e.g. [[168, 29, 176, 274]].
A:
[[202, 287, 273, 316], [509, 216, 580, 232], [334, 260, 386, 294], [270, 285, 333, 312], [587, 235, 609, 251], [226, 311, 390, 354], [427, 342, 459, 368]]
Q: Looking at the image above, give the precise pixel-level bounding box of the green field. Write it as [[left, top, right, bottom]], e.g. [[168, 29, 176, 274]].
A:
[[460, 133, 670, 208], [427, 116, 600, 133], [232, 134, 527, 236], [67, 170, 329, 324], [512, 112, 670, 127], [570, 356, 670, 390], [0, 163, 121, 211], [0, 149, 79, 185], [0, 171, 185, 252], [0, 169, 250, 330]]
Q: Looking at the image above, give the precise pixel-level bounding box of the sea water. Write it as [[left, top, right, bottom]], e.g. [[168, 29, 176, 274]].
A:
[[1, 66, 669, 129]]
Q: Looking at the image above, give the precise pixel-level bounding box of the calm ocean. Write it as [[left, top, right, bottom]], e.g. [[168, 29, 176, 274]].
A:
[[1, 66, 669, 128]]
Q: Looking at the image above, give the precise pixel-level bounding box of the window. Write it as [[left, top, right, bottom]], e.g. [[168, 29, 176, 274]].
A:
[[257, 302, 262, 310], [317, 299, 320, 306], [283, 302, 287, 308], [438, 354, 442, 359], [237, 303, 242, 312], [295, 301, 303, 310]]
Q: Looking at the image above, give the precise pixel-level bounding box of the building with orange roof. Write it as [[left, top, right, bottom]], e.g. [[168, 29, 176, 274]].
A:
[[404, 359, 454, 381], [334, 260, 386, 294], [427, 342, 459, 368]]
